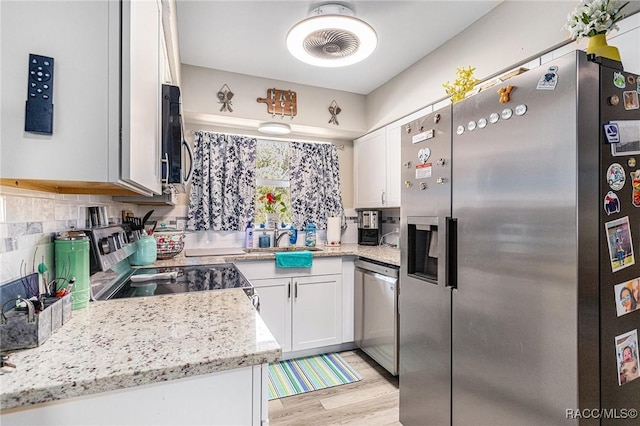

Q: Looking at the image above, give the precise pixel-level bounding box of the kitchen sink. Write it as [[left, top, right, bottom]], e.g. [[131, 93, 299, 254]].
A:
[[243, 246, 322, 253]]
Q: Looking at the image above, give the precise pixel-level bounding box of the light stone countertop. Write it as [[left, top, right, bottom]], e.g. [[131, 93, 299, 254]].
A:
[[0, 290, 281, 411], [152, 243, 400, 268]]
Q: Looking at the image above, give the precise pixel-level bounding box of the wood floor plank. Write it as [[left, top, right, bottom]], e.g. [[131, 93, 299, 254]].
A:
[[269, 350, 400, 426], [320, 382, 398, 410], [269, 398, 284, 412]]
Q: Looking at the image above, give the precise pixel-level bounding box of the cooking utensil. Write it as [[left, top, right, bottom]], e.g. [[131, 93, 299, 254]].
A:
[[130, 271, 178, 282], [142, 210, 154, 226]]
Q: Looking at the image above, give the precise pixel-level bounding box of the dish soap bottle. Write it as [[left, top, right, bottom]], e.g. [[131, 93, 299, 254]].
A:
[[305, 222, 316, 247], [245, 221, 254, 248], [289, 225, 298, 245]]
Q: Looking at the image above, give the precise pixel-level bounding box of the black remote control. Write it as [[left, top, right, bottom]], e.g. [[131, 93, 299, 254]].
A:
[[25, 53, 54, 134]]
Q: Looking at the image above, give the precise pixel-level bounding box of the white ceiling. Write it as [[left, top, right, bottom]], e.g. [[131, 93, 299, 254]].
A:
[[176, 1, 502, 95]]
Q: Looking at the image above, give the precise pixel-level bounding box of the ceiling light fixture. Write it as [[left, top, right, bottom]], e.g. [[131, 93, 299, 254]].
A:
[[286, 3, 377, 68], [258, 122, 292, 135]]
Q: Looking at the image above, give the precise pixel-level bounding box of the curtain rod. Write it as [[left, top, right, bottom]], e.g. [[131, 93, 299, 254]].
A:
[[188, 129, 345, 150]]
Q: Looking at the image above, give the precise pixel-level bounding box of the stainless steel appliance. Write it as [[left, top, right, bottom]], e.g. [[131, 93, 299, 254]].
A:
[[85, 225, 257, 308], [400, 51, 640, 425], [357, 210, 381, 245], [161, 84, 193, 192], [354, 258, 399, 375]]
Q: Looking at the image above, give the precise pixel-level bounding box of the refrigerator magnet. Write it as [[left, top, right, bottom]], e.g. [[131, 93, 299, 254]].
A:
[[418, 147, 431, 164], [622, 91, 639, 110], [615, 329, 639, 386], [415, 163, 432, 179], [613, 278, 640, 317], [605, 216, 635, 272], [607, 163, 626, 190], [604, 191, 620, 215], [537, 66, 558, 90], [630, 170, 640, 207], [613, 72, 626, 89]]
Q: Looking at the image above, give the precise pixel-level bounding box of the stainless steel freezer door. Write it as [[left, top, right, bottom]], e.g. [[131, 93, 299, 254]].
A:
[[399, 106, 453, 426], [450, 52, 599, 425], [399, 273, 452, 426]]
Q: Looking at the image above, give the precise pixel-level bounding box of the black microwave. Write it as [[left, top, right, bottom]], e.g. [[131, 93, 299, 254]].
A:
[[161, 84, 192, 192]]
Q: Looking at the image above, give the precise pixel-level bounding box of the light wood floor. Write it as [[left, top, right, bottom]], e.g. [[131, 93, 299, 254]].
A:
[[269, 349, 401, 426]]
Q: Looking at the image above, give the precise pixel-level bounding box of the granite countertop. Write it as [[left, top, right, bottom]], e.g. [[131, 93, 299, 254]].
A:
[[153, 243, 400, 268], [0, 290, 281, 411]]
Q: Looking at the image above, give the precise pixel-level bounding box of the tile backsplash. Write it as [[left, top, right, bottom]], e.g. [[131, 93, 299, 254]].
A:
[[0, 187, 145, 283], [0, 185, 401, 283]]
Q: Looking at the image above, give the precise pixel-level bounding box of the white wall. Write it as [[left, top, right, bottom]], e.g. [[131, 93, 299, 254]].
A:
[[366, 0, 640, 131], [181, 65, 367, 140]]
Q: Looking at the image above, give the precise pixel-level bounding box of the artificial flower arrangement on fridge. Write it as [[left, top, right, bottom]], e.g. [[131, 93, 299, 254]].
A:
[[564, 0, 629, 63]]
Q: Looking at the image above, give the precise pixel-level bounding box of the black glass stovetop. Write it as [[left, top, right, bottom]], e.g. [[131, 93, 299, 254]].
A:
[[110, 263, 252, 299]]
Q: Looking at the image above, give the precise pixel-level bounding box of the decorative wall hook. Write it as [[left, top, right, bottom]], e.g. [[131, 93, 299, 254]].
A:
[[257, 88, 297, 119], [328, 100, 341, 125], [217, 84, 234, 112]]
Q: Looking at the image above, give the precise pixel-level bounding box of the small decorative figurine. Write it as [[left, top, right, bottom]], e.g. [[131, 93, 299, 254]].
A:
[[498, 85, 514, 104]]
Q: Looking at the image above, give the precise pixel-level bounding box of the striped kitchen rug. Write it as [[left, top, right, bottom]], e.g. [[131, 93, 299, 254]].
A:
[[268, 353, 362, 400]]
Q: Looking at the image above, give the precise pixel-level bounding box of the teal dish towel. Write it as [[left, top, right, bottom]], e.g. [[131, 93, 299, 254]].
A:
[[275, 251, 313, 268]]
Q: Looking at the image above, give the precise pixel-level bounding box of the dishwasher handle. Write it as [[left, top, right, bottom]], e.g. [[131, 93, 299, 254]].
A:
[[354, 259, 399, 278]]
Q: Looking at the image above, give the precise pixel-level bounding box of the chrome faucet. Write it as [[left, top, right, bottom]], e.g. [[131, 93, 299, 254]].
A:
[[274, 227, 293, 247]]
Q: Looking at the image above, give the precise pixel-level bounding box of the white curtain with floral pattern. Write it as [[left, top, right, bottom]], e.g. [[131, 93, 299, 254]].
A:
[[187, 132, 257, 231], [289, 141, 346, 231]]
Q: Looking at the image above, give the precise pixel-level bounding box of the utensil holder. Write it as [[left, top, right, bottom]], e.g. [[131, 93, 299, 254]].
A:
[[0, 294, 72, 351], [1, 297, 51, 350]]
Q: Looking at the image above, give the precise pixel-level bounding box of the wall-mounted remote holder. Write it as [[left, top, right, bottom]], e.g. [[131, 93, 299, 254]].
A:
[[25, 53, 54, 134]]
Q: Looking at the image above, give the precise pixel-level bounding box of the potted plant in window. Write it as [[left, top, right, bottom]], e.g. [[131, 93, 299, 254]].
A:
[[260, 192, 287, 228]]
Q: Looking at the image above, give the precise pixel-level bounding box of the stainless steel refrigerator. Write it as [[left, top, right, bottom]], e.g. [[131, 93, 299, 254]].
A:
[[400, 50, 640, 425]]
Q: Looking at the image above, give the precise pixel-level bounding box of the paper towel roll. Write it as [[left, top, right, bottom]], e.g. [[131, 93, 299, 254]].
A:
[[327, 217, 341, 246]]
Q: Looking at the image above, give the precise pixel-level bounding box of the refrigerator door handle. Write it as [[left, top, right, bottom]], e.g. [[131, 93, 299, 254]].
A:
[[445, 217, 458, 290]]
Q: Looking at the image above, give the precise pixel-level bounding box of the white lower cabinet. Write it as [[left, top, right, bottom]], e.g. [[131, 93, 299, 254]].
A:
[[251, 274, 343, 353], [252, 278, 292, 352], [2, 365, 268, 426], [237, 258, 343, 354]]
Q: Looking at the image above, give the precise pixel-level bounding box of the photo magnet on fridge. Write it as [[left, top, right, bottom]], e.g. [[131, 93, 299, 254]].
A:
[[613, 278, 640, 317], [615, 329, 639, 386], [605, 216, 635, 272]]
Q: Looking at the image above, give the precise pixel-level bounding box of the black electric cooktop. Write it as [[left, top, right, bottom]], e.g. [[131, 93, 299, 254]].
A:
[[110, 263, 252, 299]]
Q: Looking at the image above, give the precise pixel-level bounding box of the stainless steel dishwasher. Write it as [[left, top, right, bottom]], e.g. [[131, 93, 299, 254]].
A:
[[354, 258, 399, 376]]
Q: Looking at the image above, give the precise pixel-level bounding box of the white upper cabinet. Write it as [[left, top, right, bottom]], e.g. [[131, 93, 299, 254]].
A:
[[384, 123, 402, 208], [120, 0, 162, 195], [354, 128, 389, 208], [354, 105, 436, 209], [354, 123, 402, 209], [0, 0, 162, 196]]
